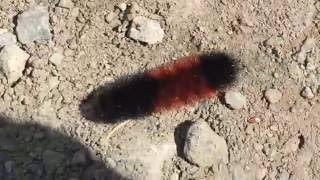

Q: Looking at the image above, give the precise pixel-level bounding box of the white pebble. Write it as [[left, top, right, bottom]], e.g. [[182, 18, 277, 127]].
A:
[[301, 86, 314, 99], [116, 3, 127, 11], [0, 30, 17, 47], [57, 0, 74, 9], [0, 45, 30, 84], [224, 91, 246, 109], [48, 76, 60, 90], [128, 16, 164, 44], [264, 88, 282, 103], [49, 52, 64, 66]]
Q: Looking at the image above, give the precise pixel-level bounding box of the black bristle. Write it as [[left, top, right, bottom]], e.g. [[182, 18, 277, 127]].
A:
[[94, 74, 160, 122], [200, 52, 239, 89]]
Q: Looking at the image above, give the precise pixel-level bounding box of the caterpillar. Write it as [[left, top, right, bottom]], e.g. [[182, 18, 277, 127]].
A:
[[83, 52, 239, 123]]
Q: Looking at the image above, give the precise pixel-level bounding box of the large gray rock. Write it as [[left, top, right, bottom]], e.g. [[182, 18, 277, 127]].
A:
[[183, 120, 229, 167], [16, 5, 51, 44], [0, 45, 30, 84], [128, 16, 164, 44]]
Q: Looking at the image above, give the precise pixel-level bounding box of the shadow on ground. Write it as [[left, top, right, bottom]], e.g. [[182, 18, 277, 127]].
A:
[[0, 115, 129, 180], [173, 120, 193, 158]]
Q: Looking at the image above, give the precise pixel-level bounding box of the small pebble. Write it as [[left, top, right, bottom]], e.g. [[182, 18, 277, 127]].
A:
[[283, 136, 301, 154], [48, 76, 60, 90], [0, 30, 17, 47], [254, 143, 263, 152], [64, 49, 74, 57], [247, 117, 261, 123], [224, 91, 246, 109], [49, 52, 64, 66], [71, 7, 80, 17], [68, 39, 78, 50], [245, 124, 254, 135], [297, 146, 313, 165], [270, 124, 278, 131], [288, 62, 303, 81], [71, 150, 88, 165], [33, 131, 45, 140], [264, 36, 284, 47], [169, 173, 179, 180], [128, 16, 164, 44], [257, 168, 268, 180], [264, 88, 282, 103], [4, 161, 14, 173], [297, 37, 315, 63], [278, 172, 290, 180], [0, 45, 30, 84], [57, 0, 74, 9], [305, 62, 315, 71], [301, 86, 314, 99], [42, 150, 65, 170], [105, 12, 118, 23], [116, 3, 127, 11]]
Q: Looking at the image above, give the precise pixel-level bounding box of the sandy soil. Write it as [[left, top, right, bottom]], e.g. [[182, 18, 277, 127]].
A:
[[0, 0, 319, 179]]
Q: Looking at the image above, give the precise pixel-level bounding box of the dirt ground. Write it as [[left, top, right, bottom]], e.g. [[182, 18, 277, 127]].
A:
[[0, 0, 319, 179]]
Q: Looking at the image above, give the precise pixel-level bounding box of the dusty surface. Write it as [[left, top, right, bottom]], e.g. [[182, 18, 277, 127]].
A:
[[0, 0, 319, 179]]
